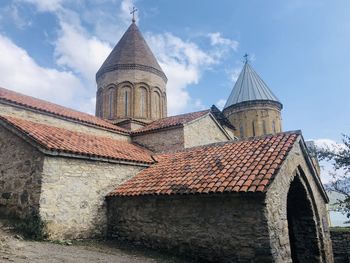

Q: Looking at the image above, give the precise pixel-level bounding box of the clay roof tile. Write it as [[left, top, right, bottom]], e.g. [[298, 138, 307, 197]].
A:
[[108, 131, 300, 197]]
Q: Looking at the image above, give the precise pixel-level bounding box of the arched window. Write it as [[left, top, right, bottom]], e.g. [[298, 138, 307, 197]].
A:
[[239, 125, 244, 138], [263, 120, 267, 135], [252, 121, 256, 137], [153, 91, 161, 119], [108, 88, 114, 119], [272, 120, 276, 133], [140, 87, 147, 118], [121, 87, 131, 117], [96, 90, 103, 117]]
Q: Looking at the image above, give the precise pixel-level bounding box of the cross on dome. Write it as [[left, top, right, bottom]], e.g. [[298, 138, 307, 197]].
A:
[[130, 6, 138, 23]]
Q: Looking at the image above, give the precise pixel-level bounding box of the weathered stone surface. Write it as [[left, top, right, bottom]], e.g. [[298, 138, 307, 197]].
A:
[[132, 115, 231, 153], [107, 194, 272, 263], [40, 157, 144, 239], [0, 103, 129, 141], [184, 115, 231, 148], [0, 126, 44, 219], [223, 101, 282, 138], [96, 69, 167, 123], [330, 229, 350, 263], [266, 138, 333, 262], [132, 127, 184, 153]]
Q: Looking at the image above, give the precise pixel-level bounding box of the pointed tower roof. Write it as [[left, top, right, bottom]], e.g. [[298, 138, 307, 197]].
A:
[[96, 22, 167, 82], [224, 61, 282, 109]]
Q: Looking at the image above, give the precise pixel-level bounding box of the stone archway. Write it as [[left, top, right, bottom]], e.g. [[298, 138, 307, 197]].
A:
[[287, 175, 322, 262]]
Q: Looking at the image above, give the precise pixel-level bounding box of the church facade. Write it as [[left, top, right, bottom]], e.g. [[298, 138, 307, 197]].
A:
[[0, 19, 333, 262]]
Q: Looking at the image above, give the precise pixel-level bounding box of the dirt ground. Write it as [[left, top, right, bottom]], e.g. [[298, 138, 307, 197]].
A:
[[0, 221, 191, 263]]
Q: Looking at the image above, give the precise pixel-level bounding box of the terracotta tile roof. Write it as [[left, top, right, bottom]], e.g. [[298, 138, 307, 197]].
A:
[[0, 87, 128, 134], [133, 109, 210, 134], [108, 132, 300, 196], [0, 115, 153, 164]]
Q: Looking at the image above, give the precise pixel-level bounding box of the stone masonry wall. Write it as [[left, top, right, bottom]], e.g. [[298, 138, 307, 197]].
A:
[[184, 115, 230, 148], [96, 69, 167, 123], [0, 126, 44, 219], [40, 156, 144, 239], [266, 139, 333, 262], [0, 103, 129, 141], [224, 102, 282, 138], [107, 194, 273, 263], [132, 127, 184, 153], [330, 228, 350, 263]]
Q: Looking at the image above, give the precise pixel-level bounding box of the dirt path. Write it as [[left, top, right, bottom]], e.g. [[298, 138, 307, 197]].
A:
[[0, 221, 190, 263]]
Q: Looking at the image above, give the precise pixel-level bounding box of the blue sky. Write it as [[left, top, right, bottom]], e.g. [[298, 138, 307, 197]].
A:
[[0, 0, 349, 143]]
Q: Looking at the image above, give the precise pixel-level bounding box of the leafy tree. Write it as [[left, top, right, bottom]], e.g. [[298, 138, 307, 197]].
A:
[[317, 134, 350, 222]]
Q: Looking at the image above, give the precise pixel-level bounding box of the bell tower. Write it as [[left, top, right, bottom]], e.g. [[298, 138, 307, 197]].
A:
[[95, 17, 167, 127], [223, 56, 283, 138]]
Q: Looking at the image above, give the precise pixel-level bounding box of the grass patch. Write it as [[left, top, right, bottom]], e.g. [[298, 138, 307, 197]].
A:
[[330, 227, 350, 232]]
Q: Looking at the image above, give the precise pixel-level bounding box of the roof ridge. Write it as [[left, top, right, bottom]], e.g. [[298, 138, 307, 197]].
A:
[[132, 109, 211, 135], [155, 130, 302, 156], [0, 87, 129, 135], [0, 114, 153, 165]]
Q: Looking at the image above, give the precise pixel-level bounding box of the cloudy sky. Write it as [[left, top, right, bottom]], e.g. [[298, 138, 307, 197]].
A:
[[0, 0, 349, 144]]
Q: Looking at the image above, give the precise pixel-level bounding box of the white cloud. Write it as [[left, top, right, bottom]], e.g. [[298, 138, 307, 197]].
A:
[[119, 0, 139, 25], [17, 0, 63, 12], [0, 34, 84, 108], [208, 32, 239, 51], [1, 4, 32, 29], [146, 32, 217, 114], [228, 67, 241, 83], [311, 138, 346, 184], [54, 19, 112, 82], [4, 1, 239, 116], [216, 99, 226, 110], [313, 138, 346, 152]]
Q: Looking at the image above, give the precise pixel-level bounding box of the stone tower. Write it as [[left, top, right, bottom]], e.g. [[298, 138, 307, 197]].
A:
[[95, 21, 167, 126], [223, 60, 283, 138]]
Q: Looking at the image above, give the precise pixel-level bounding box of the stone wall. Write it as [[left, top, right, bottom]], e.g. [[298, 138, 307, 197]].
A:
[[132, 127, 184, 153], [96, 68, 167, 123], [0, 126, 44, 219], [184, 115, 230, 148], [107, 194, 273, 263], [40, 156, 144, 239], [265, 139, 333, 262], [330, 228, 350, 263], [0, 103, 129, 141], [223, 101, 282, 138]]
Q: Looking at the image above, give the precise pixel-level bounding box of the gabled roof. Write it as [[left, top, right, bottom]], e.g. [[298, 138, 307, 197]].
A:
[[0, 87, 128, 134], [132, 109, 211, 135], [0, 115, 153, 165], [96, 22, 167, 82], [108, 131, 300, 197], [224, 62, 282, 109]]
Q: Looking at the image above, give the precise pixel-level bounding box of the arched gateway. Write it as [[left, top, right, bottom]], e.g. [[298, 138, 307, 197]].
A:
[[287, 174, 322, 262]]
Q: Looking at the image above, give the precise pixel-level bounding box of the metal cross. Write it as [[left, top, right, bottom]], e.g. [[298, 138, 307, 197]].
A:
[[130, 6, 138, 23], [243, 53, 249, 63]]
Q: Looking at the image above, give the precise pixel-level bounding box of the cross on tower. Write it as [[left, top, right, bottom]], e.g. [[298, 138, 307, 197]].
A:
[[243, 53, 249, 63], [130, 6, 138, 23]]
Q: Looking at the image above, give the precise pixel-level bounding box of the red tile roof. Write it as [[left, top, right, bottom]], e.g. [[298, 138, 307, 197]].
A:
[[0, 87, 127, 134], [0, 115, 153, 164], [132, 109, 210, 134], [108, 132, 300, 196]]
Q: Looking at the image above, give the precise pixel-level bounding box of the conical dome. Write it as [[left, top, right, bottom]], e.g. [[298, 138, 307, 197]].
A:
[[224, 62, 281, 109], [96, 22, 167, 82]]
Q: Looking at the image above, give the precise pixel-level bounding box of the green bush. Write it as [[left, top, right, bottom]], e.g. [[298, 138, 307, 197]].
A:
[[15, 210, 48, 240]]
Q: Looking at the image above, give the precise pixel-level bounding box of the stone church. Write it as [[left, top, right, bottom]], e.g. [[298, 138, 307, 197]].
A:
[[0, 19, 333, 262]]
